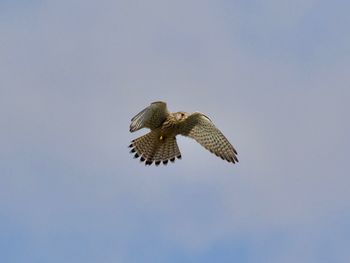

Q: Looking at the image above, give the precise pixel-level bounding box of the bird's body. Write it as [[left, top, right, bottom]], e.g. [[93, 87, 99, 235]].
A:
[[129, 101, 238, 166]]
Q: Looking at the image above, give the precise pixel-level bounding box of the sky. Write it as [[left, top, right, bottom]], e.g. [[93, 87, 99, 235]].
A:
[[1, 0, 350, 262]]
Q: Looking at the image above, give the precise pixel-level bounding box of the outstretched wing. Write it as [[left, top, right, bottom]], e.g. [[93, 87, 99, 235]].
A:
[[180, 112, 238, 163], [130, 101, 169, 132]]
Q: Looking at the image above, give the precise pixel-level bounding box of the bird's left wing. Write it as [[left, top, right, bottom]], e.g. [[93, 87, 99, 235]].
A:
[[130, 101, 169, 132], [180, 112, 238, 163]]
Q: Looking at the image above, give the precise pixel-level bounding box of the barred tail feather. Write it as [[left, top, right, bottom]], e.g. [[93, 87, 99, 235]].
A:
[[129, 132, 181, 166], [153, 136, 181, 166]]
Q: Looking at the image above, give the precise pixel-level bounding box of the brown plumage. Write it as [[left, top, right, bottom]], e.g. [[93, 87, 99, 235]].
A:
[[129, 101, 238, 166]]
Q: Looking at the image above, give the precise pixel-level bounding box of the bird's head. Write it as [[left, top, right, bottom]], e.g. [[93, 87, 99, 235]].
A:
[[174, 111, 189, 121]]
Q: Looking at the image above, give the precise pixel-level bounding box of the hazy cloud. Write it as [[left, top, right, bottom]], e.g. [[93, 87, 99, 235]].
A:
[[1, 0, 350, 262]]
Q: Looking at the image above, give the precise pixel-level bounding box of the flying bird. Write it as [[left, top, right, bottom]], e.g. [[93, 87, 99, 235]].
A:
[[129, 101, 238, 166]]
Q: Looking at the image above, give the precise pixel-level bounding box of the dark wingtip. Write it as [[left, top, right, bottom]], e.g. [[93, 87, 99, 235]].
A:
[[140, 156, 145, 162], [128, 144, 133, 148], [170, 157, 175, 162], [163, 160, 168, 165], [130, 148, 136, 153], [134, 153, 139, 158], [176, 155, 181, 159], [228, 155, 239, 164], [155, 161, 161, 166]]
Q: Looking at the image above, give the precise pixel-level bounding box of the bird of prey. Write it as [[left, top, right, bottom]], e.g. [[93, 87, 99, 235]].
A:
[[129, 101, 238, 166]]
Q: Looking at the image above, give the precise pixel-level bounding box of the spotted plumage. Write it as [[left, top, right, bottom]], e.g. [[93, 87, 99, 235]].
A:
[[129, 101, 238, 166]]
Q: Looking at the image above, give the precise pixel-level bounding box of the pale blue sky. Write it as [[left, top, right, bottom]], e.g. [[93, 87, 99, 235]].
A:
[[1, 1, 350, 262]]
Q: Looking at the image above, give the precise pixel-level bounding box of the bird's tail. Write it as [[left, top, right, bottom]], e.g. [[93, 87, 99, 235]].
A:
[[129, 131, 182, 165]]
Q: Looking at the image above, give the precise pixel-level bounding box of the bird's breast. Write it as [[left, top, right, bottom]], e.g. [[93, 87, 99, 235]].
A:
[[160, 116, 180, 136]]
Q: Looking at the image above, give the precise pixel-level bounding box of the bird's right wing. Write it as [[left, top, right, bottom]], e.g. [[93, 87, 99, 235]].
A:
[[180, 112, 238, 163], [130, 101, 169, 132]]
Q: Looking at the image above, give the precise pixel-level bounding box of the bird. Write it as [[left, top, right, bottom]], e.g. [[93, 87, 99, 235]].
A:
[[129, 101, 238, 166]]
